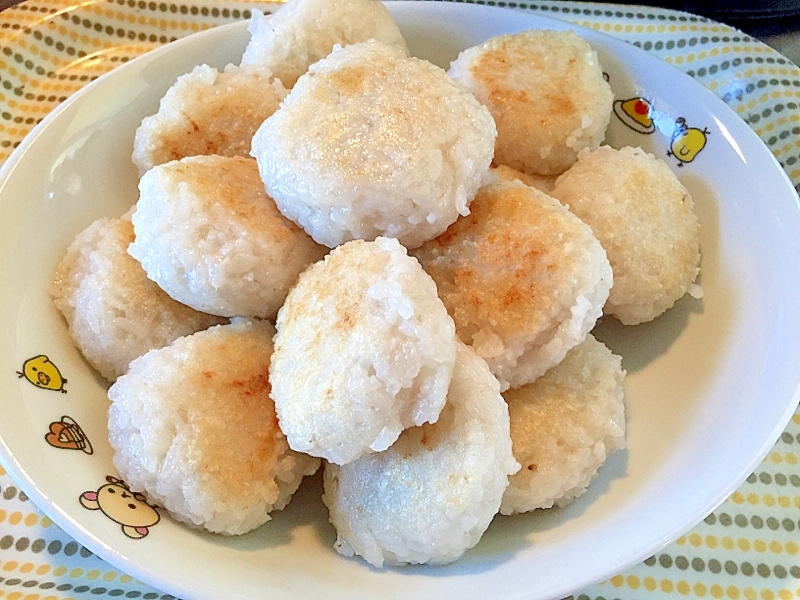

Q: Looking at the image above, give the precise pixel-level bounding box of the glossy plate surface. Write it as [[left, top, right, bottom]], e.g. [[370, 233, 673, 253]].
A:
[[1, 3, 799, 599]]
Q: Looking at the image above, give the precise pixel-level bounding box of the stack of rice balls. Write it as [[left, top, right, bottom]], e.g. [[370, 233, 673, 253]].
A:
[[49, 0, 701, 567]]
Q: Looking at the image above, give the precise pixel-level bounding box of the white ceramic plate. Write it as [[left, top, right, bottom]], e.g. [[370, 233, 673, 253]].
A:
[[1, 2, 800, 599]]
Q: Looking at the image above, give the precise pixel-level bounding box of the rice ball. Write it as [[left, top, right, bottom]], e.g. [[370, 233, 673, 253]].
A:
[[412, 178, 612, 391], [132, 64, 286, 175], [500, 334, 626, 514], [323, 341, 519, 567], [449, 29, 613, 176], [270, 237, 457, 465], [128, 155, 327, 319], [492, 164, 557, 193], [241, 0, 409, 88], [251, 40, 497, 249], [107, 318, 320, 535], [550, 146, 701, 325], [50, 216, 225, 381]]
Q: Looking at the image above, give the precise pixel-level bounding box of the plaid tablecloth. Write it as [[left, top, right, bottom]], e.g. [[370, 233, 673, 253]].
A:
[[0, 1, 798, 599]]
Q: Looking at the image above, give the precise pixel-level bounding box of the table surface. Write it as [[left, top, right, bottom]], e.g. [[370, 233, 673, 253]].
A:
[[0, 1, 799, 600]]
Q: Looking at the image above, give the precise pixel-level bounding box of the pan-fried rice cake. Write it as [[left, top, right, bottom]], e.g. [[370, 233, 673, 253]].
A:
[[412, 178, 612, 391], [240, 0, 409, 89], [500, 334, 626, 515], [270, 237, 457, 465], [449, 30, 613, 176], [323, 342, 519, 567], [50, 216, 224, 381], [251, 40, 496, 249], [128, 155, 327, 319], [132, 64, 286, 175], [551, 146, 701, 325], [492, 164, 557, 194], [107, 318, 320, 535]]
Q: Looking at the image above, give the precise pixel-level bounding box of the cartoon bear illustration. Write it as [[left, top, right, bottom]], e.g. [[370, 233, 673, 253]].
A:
[[80, 476, 160, 539]]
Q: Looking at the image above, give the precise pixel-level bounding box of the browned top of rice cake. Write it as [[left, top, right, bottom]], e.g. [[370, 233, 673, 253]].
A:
[[413, 178, 604, 342], [449, 30, 612, 176], [132, 64, 285, 174], [491, 164, 557, 193]]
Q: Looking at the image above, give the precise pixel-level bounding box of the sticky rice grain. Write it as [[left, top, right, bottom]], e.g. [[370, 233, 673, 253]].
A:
[[492, 164, 557, 193], [129, 155, 327, 319], [50, 216, 224, 381], [413, 178, 612, 390], [449, 30, 613, 176], [500, 334, 626, 514], [132, 63, 286, 175], [240, 0, 409, 88], [270, 237, 457, 465], [551, 145, 701, 324], [108, 318, 320, 535], [323, 341, 519, 567], [251, 40, 496, 249]]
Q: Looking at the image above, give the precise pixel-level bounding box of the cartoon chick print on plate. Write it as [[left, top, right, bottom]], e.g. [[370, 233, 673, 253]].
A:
[[668, 117, 710, 166], [17, 354, 67, 393], [80, 476, 160, 539], [613, 96, 656, 134]]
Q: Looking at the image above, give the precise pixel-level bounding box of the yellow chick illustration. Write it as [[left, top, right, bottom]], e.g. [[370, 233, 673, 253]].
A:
[[667, 118, 709, 166], [17, 355, 68, 393]]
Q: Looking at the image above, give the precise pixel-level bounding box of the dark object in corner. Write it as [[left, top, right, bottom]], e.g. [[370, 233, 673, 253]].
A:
[[607, 1, 800, 36]]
